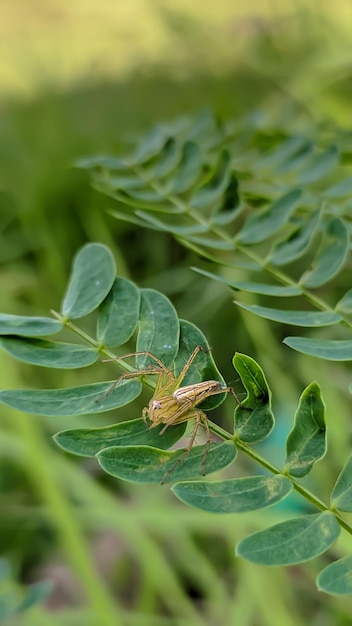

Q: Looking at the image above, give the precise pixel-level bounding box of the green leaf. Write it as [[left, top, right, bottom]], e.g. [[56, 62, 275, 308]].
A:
[[284, 382, 326, 477], [299, 217, 348, 288], [192, 268, 302, 296], [236, 189, 302, 244], [232, 353, 274, 443], [317, 556, 352, 595], [269, 209, 320, 266], [0, 314, 62, 337], [335, 289, 352, 314], [298, 146, 339, 184], [175, 319, 227, 410], [235, 511, 340, 566], [97, 277, 140, 347], [190, 149, 231, 210], [134, 210, 209, 236], [136, 289, 179, 369], [330, 452, 352, 511], [283, 337, 352, 361], [0, 379, 141, 417], [324, 178, 352, 198], [212, 174, 242, 225], [152, 138, 179, 179], [17, 581, 53, 612], [185, 235, 235, 250], [0, 337, 98, 369], [172, 475, 292, 513], [132, 125, 169, 164], [234, 302, 341, 327], [61, 243, 116, 319], [97, 440, 237, 484], [168, 141, 202, 193], [54, 418, 187, 457], [75, 155, 128, 170]]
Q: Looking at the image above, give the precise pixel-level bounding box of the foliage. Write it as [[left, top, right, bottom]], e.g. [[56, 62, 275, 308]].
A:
[[1, 242, 352, 598]]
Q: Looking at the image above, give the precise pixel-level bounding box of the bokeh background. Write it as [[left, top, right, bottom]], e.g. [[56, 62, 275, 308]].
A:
[[1, 1, 352, 624]]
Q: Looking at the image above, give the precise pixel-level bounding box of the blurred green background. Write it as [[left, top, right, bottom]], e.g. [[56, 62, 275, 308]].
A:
[[1, 1, 352, 624]]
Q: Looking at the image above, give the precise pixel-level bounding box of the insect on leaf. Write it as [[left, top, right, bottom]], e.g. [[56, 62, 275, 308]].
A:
[[54, 418, 187, 457], [97, 440, 237, 484]]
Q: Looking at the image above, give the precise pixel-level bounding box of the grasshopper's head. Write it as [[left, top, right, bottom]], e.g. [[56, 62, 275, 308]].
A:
[[148, 394, 180, 427]]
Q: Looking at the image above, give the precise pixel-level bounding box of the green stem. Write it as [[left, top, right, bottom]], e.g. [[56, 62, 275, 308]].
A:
[[208, 417, 352, 534]]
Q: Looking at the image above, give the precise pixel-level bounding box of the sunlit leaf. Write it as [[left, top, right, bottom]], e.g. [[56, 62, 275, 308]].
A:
[[284, 382, 326, 477], [236, 511, 340, 565], [97, 277, 140, 347], [0, 379, 142, 417], [97, 440, 237, 484], [136, 289, 179, 369], [317, 556, 352, 595], [299, 217, 348, 288], [283, 337, 352, 360], [234, 302, 341, 327], [61, 243, 116, 319], [54, 418, 186, 457], [172, 475, 292, 513], [0, 337, 98, 369], [232, 353, 274, 443]]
